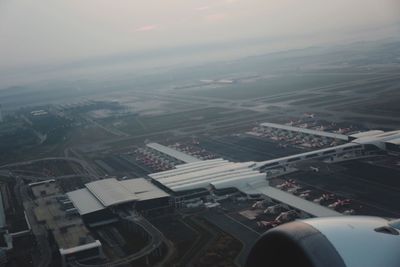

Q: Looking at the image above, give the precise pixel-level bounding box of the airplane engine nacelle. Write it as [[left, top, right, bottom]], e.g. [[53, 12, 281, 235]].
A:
[[246, 216, 400, 267]]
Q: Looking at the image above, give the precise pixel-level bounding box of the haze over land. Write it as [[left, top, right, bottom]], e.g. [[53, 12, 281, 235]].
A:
[[2, 2, 400, 267], [0, 0, 399, 87]]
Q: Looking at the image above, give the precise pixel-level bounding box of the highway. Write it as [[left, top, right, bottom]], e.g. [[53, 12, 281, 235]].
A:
[[0, 157, 100, 181]]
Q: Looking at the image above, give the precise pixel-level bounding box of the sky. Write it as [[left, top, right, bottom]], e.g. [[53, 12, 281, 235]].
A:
[[0, 0, 399, 75]]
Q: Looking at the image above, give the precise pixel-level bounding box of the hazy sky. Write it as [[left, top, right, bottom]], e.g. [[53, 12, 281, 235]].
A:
[[0, 0, 399, 72]]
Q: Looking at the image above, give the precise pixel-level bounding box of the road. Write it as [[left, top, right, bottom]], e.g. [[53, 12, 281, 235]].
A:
[[0, 156, 100, 181], [74, 211, 170, 267]]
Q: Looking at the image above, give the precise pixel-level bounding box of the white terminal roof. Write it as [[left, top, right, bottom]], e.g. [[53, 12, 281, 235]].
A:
[[351, 130, 400, 144], [350, 130, 385, 139], [146, 142, 201, 163], [149, 160, 341, 218], [67, 188, 104, 215], [85, 178, 138, 207], [149, 159, 265, 192], [67, 178, 170, 215], [119, 179, 170, 201], [150, 158, 229, 179], [386, 138, 400, 145], [260, 122, 349, 141]]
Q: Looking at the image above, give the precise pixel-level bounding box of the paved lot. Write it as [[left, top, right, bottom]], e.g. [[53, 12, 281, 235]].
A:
[[288, 160, 400, 217]]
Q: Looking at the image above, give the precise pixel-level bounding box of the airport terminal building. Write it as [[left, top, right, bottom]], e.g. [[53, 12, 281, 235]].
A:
[[67, 178, 171, 225], [29, 178, 171, 266], [148, 158, 341, 218]]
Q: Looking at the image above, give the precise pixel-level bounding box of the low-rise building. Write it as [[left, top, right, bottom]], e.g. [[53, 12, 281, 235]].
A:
[[30, 180, 103, 267]]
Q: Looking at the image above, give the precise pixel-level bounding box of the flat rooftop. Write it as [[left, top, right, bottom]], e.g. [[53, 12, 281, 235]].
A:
[[31, 182, 97, 250], [30, 181, 58, 198], [34, 198, 94, 249]]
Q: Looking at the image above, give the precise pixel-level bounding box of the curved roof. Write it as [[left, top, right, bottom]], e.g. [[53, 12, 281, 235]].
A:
[[85, 178, 138, 207], [67, 178, 170, 215], [150, 159, 264, 192], [67, 188, 104, 215]]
